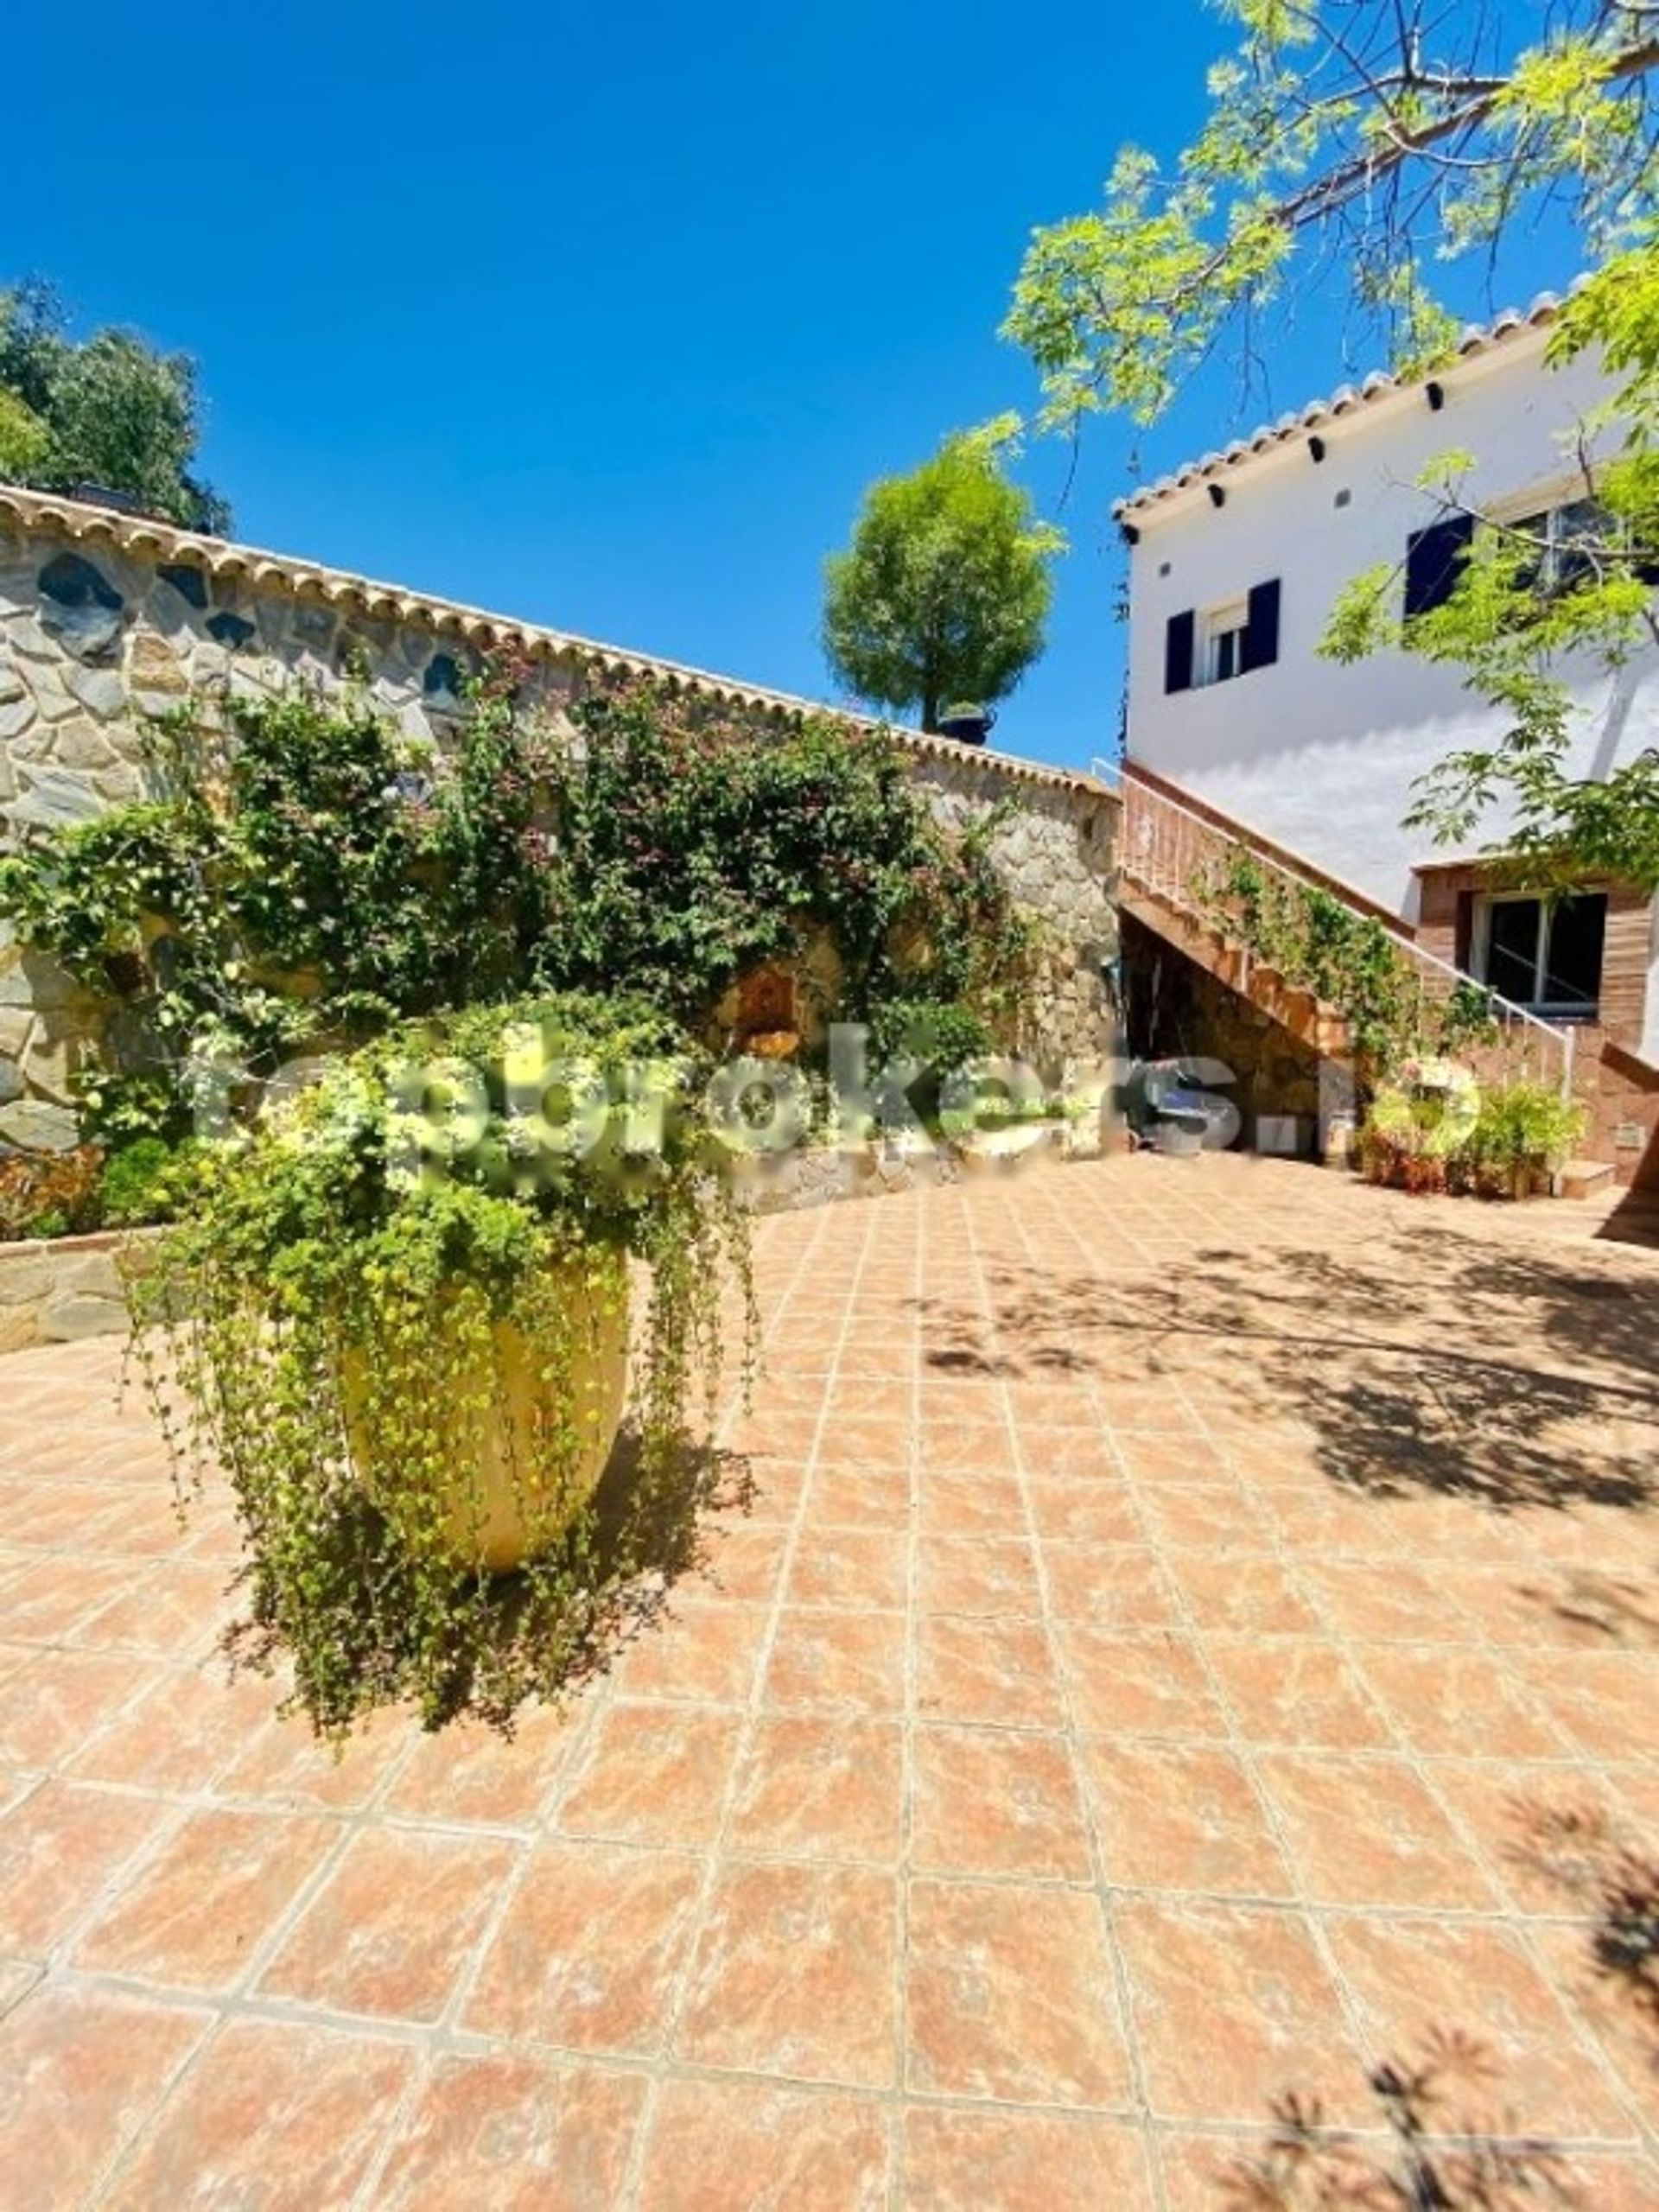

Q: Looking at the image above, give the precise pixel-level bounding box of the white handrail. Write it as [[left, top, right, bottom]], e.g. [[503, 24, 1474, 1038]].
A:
[[1119, 772, 1576, 1086]]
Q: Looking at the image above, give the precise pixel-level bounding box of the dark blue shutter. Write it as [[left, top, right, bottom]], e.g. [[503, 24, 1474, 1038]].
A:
[[1165, 609, 1196, 694], [1404, 514, 1475, 619], [1242, 579, 1281, 672]]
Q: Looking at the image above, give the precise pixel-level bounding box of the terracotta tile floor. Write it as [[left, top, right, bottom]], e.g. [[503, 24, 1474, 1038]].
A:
[[2, 1154, 1658, 2208]]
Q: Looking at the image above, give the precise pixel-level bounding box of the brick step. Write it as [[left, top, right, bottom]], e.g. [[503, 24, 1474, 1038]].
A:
[[1558, 1157, 1618, 1201]]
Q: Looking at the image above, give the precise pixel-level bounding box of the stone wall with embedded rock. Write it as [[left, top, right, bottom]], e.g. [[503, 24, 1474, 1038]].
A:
[[0, 1228, 139, 1351], [0, 500, 1119, 1150], [911, 753, 1119, 1070]]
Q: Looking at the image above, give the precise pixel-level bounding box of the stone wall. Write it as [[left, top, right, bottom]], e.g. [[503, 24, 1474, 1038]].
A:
[[908, 753, 1118, 1068], [1122, 912, 1325, 1154], [0, 492, 1119, 1149], [0, 1228, 135, 1351]]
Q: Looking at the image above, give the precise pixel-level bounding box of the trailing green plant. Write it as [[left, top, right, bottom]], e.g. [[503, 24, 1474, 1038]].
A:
[[130, 991, 754, 1741], [1197, 846, 1500, 1066]]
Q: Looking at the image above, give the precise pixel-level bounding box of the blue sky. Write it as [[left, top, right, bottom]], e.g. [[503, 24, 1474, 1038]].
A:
[[9, 3, 1575, 773]]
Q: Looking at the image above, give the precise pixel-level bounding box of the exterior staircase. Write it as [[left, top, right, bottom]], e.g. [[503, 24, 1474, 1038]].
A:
[[1114, 764, 1577, 1098]]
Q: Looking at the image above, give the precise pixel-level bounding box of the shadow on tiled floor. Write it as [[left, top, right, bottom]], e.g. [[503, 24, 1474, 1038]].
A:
[[1, 1154, 1656, 2207]]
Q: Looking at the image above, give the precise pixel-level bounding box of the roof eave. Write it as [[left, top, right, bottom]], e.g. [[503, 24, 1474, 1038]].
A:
[[1110, 280, 1583, 527]]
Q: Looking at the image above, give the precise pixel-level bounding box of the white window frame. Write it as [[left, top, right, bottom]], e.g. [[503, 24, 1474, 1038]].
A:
[[1198, 598, 1249, 688], [1471, 889, 1605, 1018], [1486, 483, 1613, 592]]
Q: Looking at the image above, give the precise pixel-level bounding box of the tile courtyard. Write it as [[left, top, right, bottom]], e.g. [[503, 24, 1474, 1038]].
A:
[[1, 1154, 1656, 2208]]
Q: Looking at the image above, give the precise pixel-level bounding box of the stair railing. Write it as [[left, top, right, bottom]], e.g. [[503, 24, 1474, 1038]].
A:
[[1117, 772, 1576, 1099]]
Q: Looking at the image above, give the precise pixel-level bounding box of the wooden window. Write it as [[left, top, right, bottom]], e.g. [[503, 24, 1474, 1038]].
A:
[[1404, 514, 1475, 619], [1167, 582, 1281, 692], [1204, 600, 1250, 685], [1474, 892, 1606, 1016], [1498, 496, 1612, 593], [1241, 578, 1281, 672], [1165, 609, 1196, 694]]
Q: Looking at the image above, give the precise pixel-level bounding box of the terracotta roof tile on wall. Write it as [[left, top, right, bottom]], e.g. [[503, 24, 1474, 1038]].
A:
[[1113, 282, 1590, 521], [0, 483, 1108, 799]]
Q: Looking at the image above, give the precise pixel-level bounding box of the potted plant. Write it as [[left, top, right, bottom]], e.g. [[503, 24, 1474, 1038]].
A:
[[936, 702, 997, 747], [1358, 1058, 1479, 1193], [1464, 1079, 1587, 1199], [131, 992, 753, 1739]]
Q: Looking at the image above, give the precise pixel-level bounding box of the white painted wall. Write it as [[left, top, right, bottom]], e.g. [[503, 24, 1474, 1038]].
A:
[[1122, 327, 1659, 924]]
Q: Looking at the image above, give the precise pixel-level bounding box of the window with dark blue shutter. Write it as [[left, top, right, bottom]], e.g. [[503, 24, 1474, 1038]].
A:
[[1165, 609, 1196, 695], [1242, 578, 1281, 672], [1404, 514, 1475, 619]]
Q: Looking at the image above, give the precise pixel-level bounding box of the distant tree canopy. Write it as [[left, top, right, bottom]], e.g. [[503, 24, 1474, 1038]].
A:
[[1004, 1, 1659, 888], [823, 427, 1061, 734], [0, 279, 229, 533]]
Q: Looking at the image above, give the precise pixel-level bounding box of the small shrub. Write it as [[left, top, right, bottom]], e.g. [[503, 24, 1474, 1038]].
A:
[[1463, 1079, 1587, 1196], [1362, 1067, 1584, 1199], [0, 1145, 105, 1242], [1358, 1058, 1478, 1191], [99, 1136, 199, 1227], [867, 997, 995, 1132]]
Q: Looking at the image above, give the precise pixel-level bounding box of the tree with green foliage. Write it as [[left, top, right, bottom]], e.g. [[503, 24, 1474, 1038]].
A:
[[0, 386, 48, 480], [1004, 1, 1659, 883], [823, 425, 1061, 733], [1325, 250, 1659, 888], [0, 278, 229, 532]]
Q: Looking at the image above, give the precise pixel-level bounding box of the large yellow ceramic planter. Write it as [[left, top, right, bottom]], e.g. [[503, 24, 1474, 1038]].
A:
[[344, 1257, 630, 1573]]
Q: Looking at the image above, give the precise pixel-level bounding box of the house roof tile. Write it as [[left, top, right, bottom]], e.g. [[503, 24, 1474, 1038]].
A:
[[1113, 281, 1590, 523]]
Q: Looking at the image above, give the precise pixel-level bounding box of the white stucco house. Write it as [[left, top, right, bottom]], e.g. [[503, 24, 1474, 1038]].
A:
[[1113, 286, 1659, 1183]]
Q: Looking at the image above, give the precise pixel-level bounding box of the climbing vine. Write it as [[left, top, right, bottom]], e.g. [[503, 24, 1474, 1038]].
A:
[[0, 668, 1038, 1182], [1196, 846, 1500, 1066], [535, 679, 1036, 1035], [0, 666, 557, 1136]]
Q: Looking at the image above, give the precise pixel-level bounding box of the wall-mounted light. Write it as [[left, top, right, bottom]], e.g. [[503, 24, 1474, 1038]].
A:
[[1426, 380, 1446, 412], [1208, 483, 1227, 509], [1308, 435, 1327, 463]]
